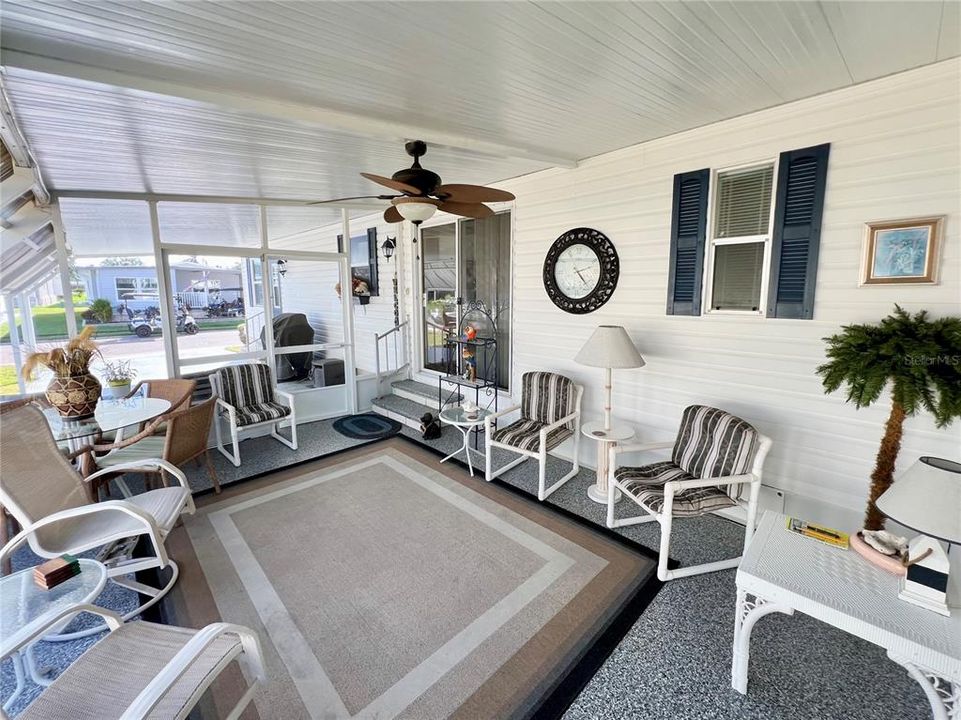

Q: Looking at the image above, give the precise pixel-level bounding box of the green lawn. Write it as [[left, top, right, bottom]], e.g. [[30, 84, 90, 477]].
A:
[[1, 304, 239, 342], [0, 365, 20, 395], [0, 303, 89, 342]]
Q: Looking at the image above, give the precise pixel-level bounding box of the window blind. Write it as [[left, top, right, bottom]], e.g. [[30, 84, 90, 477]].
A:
[[711, 242, 764, 311], [714, 165, 774, 239]]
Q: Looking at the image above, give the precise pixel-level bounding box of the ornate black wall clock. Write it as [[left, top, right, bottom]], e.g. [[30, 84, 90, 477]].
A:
[[543, 227, 619, 314]]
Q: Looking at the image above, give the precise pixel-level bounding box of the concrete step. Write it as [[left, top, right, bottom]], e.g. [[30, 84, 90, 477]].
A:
[[372, 394, 434, 430], [389, 379, 461, 411]]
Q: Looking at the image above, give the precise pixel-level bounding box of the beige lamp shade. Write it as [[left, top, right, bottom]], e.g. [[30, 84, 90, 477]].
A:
[[876, 456, 961, 544], [574, 325, 645, 369]]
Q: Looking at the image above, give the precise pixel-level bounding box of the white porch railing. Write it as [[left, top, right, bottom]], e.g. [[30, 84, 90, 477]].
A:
[[374, 321, 410, 395]]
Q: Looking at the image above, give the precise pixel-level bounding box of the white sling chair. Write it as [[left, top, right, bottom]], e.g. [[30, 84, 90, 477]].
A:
[[485, 372, 583, 501], [0, 404, 195, 638], [209, 362, 297, 467], [607, 405, 772, 581], [3, 602, 265, 720]]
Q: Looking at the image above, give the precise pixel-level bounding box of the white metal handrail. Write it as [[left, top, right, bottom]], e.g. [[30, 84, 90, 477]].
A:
[[374, 321, 409, 393]]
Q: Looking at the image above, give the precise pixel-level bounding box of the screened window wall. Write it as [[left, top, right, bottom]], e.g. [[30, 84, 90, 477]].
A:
[[26, 198, 358, 417]]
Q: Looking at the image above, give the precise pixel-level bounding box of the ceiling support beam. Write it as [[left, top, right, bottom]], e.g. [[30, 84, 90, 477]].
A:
[[0, 75, 50, 205], [2, 49, 579, 169]]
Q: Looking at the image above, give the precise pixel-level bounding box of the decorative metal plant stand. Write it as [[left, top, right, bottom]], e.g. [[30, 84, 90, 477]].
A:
[[438, 301, 499, 449]]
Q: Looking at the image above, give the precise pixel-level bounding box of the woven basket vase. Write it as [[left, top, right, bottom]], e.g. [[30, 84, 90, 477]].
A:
[[46, 372, 102, 419]]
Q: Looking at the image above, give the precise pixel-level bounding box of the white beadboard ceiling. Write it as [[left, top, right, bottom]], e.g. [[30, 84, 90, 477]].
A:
[[0, 0, 958, 199]]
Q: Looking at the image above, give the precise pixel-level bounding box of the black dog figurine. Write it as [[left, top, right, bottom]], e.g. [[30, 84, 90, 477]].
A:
[[420, 412, 442, 440]]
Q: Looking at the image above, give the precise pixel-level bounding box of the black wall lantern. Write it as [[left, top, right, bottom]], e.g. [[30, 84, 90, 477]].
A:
[[276, 258, 288, 277], [381, 236, 396, 262]]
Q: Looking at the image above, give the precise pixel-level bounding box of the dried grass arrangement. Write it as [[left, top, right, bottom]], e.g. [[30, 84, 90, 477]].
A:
[[22, 326, 104, 418], [22, 325, 101, 380]]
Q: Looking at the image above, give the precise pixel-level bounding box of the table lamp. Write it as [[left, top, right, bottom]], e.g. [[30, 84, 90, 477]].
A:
[[876, 456, 961, 616], [574, 325, 644, 431]]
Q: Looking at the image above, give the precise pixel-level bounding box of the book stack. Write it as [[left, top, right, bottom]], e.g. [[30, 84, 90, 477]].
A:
[[34, 555, 80, 590], [786, 517, 849, 549]]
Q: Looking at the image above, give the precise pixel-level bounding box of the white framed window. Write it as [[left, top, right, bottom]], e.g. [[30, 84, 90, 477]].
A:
[[704, 161, 777, 314], [114, 277, 138, 299], [115, 276, 158, 299]]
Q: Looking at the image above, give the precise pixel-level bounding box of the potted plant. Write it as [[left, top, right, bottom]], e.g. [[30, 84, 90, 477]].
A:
[[23, 325, 103, 419], [101, 359, 137, 400], [817, 305, 961, 531]]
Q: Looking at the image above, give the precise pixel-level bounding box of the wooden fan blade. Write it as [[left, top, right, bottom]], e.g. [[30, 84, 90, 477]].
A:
[[308, 195, 396, 205], [361, 172, 421, 195], [438, 201, 494, 219], [434, 184, 515, 203], [384, 205, 403, 223]]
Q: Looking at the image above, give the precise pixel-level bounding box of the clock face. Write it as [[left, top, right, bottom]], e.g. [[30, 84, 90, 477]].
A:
[[554, 244, 601, 299], [542, 227, 620, 314]]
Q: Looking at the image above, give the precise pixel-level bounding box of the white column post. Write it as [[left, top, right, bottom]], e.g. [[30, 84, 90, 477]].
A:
[[17, 292, 37, 349], [341, 209, 357, 414], [259, 206, 277, 375], [49, 200, 78, 337], [4, 294, 28, 394], [149, 201, 179, 377]]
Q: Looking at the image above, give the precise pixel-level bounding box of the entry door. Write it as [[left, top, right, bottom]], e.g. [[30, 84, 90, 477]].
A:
[[418, 213, 510, 389]]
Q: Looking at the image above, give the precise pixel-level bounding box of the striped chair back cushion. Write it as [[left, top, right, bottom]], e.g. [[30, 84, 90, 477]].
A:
[[216, 363, 275, 409], [521, 372, 576, 428], [672, 406, 759, 497]]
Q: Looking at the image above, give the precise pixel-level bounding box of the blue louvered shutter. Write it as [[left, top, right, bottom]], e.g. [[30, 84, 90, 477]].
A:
[[666, 169, 709, 316], [767, 144, 830, 319]]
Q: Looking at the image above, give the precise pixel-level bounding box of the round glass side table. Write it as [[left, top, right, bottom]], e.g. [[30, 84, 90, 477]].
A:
[[438, 406, 491, 477]]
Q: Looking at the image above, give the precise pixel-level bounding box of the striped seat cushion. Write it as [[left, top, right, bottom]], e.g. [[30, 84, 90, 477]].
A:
[[95, 436, 166, 469], [232, 401, 290, 427], [492, 419, 573, 453], [672, 405, 759, 501], [520, 372, 576, 429], [217, 363, 276, 410], [614, 461, 737, 517]]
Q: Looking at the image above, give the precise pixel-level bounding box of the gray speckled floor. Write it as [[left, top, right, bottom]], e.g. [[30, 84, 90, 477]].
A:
[[4, 418, 929, 719]]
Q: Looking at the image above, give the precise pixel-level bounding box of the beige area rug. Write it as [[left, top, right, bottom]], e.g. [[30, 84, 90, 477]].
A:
[[165, 439, 659, 720]]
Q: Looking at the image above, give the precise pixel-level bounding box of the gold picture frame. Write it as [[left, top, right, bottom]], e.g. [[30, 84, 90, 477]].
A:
[[861, 216, 944, 285]]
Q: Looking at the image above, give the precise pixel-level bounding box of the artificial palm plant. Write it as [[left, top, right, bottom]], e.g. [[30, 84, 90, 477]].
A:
[[817, 306, 961, 530]]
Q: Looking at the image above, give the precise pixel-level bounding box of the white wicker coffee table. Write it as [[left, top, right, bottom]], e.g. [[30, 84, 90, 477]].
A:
[[733, 511, 960, 719]]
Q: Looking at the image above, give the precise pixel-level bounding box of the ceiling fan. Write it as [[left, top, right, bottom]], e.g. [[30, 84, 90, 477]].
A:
[[309, 140, 515, 224]]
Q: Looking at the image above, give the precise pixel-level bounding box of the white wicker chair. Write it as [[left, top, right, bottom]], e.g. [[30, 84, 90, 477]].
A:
[[0, 404, 195, 638], [484, 372, 583, 501], [4, 603, 265, 720], [209, 363, 297, 467], [607, 405, 773, 581]]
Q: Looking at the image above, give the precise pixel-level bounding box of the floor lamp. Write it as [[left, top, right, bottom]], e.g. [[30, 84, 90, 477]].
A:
[[575, 325, 644, 502]]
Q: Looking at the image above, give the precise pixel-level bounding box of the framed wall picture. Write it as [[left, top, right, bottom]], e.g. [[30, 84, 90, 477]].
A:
[[861, 216, 944, 285], [337, 227, 379, 296]]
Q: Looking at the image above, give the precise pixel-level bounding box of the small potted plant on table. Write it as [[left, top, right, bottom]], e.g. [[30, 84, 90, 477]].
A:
[[101, 360, 137, 400], [23, 326, 103, 419]]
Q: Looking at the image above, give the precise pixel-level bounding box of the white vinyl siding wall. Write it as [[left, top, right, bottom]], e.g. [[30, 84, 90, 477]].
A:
[[492, 59, 960, 515]]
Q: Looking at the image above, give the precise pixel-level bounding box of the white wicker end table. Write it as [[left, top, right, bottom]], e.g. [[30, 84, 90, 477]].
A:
[[439, 406, 491, 477], [733, 511, 960, 719]]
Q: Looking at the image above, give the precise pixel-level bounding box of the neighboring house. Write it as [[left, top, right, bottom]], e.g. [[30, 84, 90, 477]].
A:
[[85, 262, 243, 311]]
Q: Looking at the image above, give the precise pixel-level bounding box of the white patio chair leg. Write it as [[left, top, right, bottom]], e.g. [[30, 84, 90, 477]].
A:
[[485, 434, 493, 481], [229, 422, 241, 467], [270, 419, 297, 451], [657, 486, 675, 581], [45, 560, 180, 642], [607, 478, 617, 528], [537, 444, 548, 500]]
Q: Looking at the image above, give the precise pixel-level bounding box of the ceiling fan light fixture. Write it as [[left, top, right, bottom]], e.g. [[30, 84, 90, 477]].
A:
[[393, 197, 440, 224]]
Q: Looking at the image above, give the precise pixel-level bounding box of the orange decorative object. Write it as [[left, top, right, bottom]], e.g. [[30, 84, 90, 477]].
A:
[[464, 326, 477, 341]]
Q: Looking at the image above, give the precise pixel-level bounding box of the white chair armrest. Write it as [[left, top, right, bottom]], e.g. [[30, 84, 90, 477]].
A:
[[2, 603, 121, 658], [665, 473, 757, 492], [119, 622, 265, 720], [0, 500, 164, 569], [539, 411, 580, 437], [273, 388, 296, 407], [215, 397, 236, 415], [86, 458, 190, 490], [484, 404, 521, 429]]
